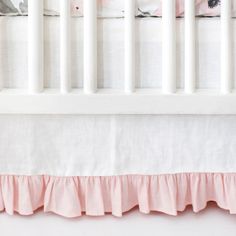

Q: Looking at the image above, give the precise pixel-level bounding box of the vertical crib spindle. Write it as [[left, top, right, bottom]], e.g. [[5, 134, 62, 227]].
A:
[[28, 0, 44, 93], [162, 0, 176, 94], [221, 0, 232, 94], [60, 0, 71, 93], [185, 0, 196, 94], [125, 0, 136, 93], [84, 0, 97, 94]]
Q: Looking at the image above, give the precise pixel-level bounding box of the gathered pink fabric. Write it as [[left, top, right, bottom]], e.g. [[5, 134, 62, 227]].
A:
[[0, 173, 236, 218]]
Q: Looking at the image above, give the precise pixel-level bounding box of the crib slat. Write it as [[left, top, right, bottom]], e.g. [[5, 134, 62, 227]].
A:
[[185, 0, 196, 94], [162, 0, 176, 94], [221, 0, 232, 94], [60, 0, 71, 93], [84, 0, 97, 94], [28, 0, 44, 93], [125, 0, 136, 93]]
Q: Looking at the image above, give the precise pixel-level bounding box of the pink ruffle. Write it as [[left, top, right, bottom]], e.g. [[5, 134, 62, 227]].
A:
[[0, 173, 236, 218]]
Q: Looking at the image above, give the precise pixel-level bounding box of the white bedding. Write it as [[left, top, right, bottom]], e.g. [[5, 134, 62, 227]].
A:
[[0, 16, 234, 90], [0, 115, 236, 176]]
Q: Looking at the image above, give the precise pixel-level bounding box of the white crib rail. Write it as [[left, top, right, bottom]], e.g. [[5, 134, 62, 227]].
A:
[[60, 0, 71, 94], [185, 0, 196, 94], [162, 0, 176, 94], [28, 0, 43, 93], [221, 0, 233, 94], [84, 0, 97, 94], [0, 0, 235, 114], [125, 0, 136, 93]]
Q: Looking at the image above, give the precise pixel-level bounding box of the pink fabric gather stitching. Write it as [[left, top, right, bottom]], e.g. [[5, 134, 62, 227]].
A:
[[0, 173, 236, 218]]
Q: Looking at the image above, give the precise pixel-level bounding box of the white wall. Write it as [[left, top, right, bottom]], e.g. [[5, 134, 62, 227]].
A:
[[1, 204, 236, 236]]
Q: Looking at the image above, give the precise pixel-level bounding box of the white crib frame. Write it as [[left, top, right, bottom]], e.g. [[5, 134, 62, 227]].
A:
[[0, 0, 234, 114]]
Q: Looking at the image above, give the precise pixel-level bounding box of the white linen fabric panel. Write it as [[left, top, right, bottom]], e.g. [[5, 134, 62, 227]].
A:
[[0, 115, 236, 176], [0, 17, 234, 90]]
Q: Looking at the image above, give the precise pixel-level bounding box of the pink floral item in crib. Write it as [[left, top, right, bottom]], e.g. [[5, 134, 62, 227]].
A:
[[70, 0, 222, 17], [0, 0, 224, 17]]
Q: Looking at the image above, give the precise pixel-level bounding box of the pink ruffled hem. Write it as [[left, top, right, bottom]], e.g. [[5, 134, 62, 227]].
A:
[[0, 173, 236, 218]]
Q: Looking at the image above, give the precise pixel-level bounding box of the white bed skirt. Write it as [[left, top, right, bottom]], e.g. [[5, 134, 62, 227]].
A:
[[0, 115, 235, 176]]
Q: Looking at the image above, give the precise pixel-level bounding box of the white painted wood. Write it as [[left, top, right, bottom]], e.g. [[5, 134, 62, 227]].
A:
[[125, 0, 136, 93], [84, 0, 97, 94], [221, 0, 232, 94], [185, 0, 196, 94], [28, 0, 44, 94], [1, 89, 236, 114], [162, 0, 176, 94], [5, 0, 236, 115], [60, 0, 71, 94]]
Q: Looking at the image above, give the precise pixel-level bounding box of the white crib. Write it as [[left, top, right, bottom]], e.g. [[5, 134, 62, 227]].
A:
[[0, 0, 234, 115], [2, 2, 236, 232]]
